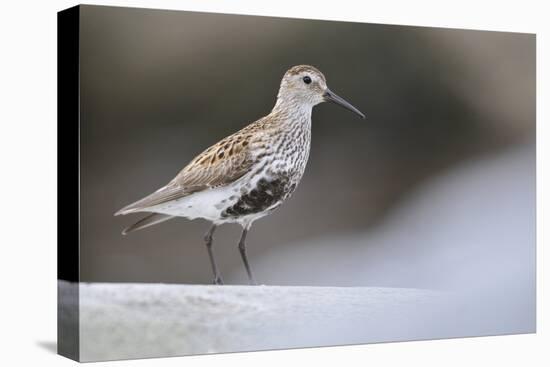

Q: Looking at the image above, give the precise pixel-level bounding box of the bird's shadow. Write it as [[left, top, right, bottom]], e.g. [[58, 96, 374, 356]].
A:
[[36, 340, 57, 354]]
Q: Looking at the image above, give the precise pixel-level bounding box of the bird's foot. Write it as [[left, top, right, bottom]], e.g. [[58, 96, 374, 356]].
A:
[[212, 276, 224, 285]]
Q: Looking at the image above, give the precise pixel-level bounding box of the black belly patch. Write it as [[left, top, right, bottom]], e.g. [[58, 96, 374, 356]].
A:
[[222, 175, 292, 218]]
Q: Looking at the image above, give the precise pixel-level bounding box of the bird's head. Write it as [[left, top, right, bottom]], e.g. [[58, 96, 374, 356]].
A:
[[276, 65, 365, 119]]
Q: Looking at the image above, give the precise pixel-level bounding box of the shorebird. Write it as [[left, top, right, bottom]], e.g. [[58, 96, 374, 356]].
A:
[[115, 65, 364, 285]]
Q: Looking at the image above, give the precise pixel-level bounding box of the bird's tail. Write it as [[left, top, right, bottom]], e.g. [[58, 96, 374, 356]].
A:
[[122, 213, 175, 235]]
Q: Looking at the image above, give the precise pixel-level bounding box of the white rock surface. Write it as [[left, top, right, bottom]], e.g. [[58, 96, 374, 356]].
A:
[[64, 281, 457, 361]]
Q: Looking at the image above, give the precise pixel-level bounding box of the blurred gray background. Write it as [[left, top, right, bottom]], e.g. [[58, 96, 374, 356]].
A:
[[79, 5, 535, 290]]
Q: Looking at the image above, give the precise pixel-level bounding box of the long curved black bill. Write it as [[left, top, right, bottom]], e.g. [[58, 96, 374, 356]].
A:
[[323, 88, 365, 119]]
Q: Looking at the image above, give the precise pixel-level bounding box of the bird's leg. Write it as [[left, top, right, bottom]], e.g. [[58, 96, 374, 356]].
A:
[[204, 224, 223, 285], [238, 226, 257, 285]]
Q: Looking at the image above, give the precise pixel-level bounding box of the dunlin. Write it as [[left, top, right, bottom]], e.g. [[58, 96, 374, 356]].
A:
[[115, 65, 365, 285]]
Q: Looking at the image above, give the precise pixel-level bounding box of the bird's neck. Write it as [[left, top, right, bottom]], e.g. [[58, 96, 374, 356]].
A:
[[268, 98, 312, 158], [271, 97, 313, 128]]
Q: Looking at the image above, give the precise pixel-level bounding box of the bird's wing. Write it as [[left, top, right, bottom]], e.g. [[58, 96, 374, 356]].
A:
[[115, 127, 260, 215]]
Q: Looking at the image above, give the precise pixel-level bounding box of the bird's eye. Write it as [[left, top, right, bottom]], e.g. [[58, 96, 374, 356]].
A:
[[303, 76, 312, 84]]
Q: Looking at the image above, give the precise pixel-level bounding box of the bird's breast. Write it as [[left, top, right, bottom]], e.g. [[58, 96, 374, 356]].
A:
[[218, 121, 311, 222]]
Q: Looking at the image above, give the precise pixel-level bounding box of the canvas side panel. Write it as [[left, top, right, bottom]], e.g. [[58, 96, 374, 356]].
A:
[[57, 5, 80, 362]]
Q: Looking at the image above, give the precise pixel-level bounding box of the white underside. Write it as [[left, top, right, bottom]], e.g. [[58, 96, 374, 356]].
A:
[[142, 172, 271, 226], [151, 185, 236, 220]]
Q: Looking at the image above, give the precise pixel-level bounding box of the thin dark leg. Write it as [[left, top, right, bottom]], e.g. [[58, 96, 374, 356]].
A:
[[204, 224, 223, 285], [238, 227, 257, 285]]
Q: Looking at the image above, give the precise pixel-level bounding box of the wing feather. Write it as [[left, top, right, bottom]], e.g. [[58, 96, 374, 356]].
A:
[[115, 124, 263, 216], [122, 213, 175, 235]]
